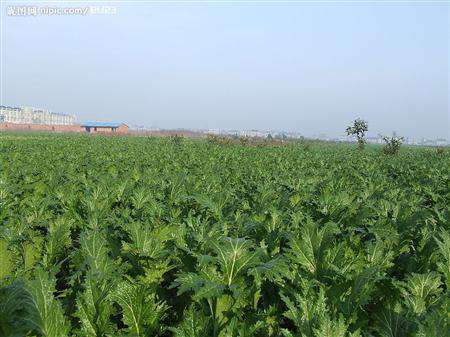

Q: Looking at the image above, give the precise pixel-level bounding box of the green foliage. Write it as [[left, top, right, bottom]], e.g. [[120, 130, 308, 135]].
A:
[[0, 281, 31, 337], [398, 272, 442, 315], [314, 317, 360, 337], [280, 284, 328, 337], [209, 237, 260, 286], [25, 268, 70, 337], [42, 218, 72, 269], [374, 304, 415, 337], [382, 134, 405, 155], [170, 134, 184, 146], [170, 306, 210, 337], [75, 272, 116, 337], [285, 220, 338, 278], [114, 281, 168, 337], [346, 118, 368, 149], [0, 133, 448, 336], [0, 239, 13, 281], [415, 298, 450, 337], [435, 230, 450, 287], [74, 229, 118, 337]]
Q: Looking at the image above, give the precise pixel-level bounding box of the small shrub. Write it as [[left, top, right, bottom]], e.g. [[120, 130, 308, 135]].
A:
[[170, 134, 184, 146], [239, 136, 250, 146], [207, 134, 220, 144], [206, 134, 232, 146], [382, 135, 404, 155], [346, 118, 368, 149], [436, 146, 448, 156]]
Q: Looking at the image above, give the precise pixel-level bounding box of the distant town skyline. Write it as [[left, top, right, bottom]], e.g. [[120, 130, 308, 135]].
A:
[[2, 3, 449, 139], [2, 103, 448, 145]]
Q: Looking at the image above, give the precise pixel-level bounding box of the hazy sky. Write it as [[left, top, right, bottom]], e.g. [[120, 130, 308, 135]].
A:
[[1, 1, 449, 138]]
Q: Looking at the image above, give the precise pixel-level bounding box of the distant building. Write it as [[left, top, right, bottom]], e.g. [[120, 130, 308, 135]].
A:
[[435, 139, 448, 146], [366, 136, 383, 144], [80, 122, 129, 133], [240, 130, 268, 138], [0, 105, 129, 134], [0, 105, 75, 125]]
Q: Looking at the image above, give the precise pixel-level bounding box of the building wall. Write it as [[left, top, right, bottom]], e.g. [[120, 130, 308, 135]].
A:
[[1, 123, 130, 134], [117, 125, 129, 133], [87, 126, 113, 133], [0, 123, 84, 132], [84, 125, 129, 133]]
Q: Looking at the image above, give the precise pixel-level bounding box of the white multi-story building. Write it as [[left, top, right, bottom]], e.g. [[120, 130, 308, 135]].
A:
[[0, 106, 75, 125]]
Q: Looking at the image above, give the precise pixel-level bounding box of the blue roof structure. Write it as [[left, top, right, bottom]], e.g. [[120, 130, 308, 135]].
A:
[[81, 121, 125, 128]]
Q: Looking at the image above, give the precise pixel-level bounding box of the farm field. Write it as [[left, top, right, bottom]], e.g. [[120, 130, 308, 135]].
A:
[[0, 134, 449, 337]]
